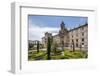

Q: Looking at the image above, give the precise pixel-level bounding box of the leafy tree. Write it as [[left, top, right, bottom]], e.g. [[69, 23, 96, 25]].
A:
[[37, 41, 39, 53], [47, 37, 51, 60]]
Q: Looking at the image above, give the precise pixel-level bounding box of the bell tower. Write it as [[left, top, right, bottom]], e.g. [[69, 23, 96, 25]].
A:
[[59, 21, 69, 50], [61, 21, 65, 31]]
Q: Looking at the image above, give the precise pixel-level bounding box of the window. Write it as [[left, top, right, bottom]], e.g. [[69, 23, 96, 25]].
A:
[[82, 33, 84, 36], [82, 43, 84, 47], [72, 39, 73, 42], [82, 38, 84, 42], [76, 39, 78, 42], [82, 43, 84, 45]]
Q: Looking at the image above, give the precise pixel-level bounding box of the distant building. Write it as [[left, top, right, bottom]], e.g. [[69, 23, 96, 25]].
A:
[[42, 21, 88, 51], [28, 40, 43, 50], [29, 40, 40, 45]]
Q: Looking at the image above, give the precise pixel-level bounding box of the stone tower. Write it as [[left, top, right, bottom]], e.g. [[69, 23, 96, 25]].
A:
[[59, 21, 69, 50], [61, 21, 65, 30]]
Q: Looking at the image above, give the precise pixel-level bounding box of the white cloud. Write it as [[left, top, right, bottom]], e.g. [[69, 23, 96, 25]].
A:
[[29, 24, 60, 41]]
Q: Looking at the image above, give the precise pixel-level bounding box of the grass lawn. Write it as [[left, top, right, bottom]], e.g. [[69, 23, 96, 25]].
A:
[[28, 51, 46, 61], [64, 50, 88, 59], [28, 49, 88, 61]]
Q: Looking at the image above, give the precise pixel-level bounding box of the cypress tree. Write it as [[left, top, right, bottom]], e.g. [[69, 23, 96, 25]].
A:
[[37, 41, 39, 53], [47, 37, 51, 60], [72, 40, 75, 51]]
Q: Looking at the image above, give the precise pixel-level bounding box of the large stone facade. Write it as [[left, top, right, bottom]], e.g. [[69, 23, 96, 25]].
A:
[[42, 32, 52, 47], [42, 21, 88, 51], [69, 24, 88, 51]]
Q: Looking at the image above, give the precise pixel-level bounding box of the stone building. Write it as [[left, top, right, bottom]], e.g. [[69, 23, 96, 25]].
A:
[[53, 34, 60, 46], [68, 23, 88, 51], [42, 32, 52, 48], [59, 21, 69, 47], [42, 21, 88, 51]]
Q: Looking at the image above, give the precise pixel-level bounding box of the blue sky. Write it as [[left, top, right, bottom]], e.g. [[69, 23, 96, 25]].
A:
[[28, 15, 88, 41]]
